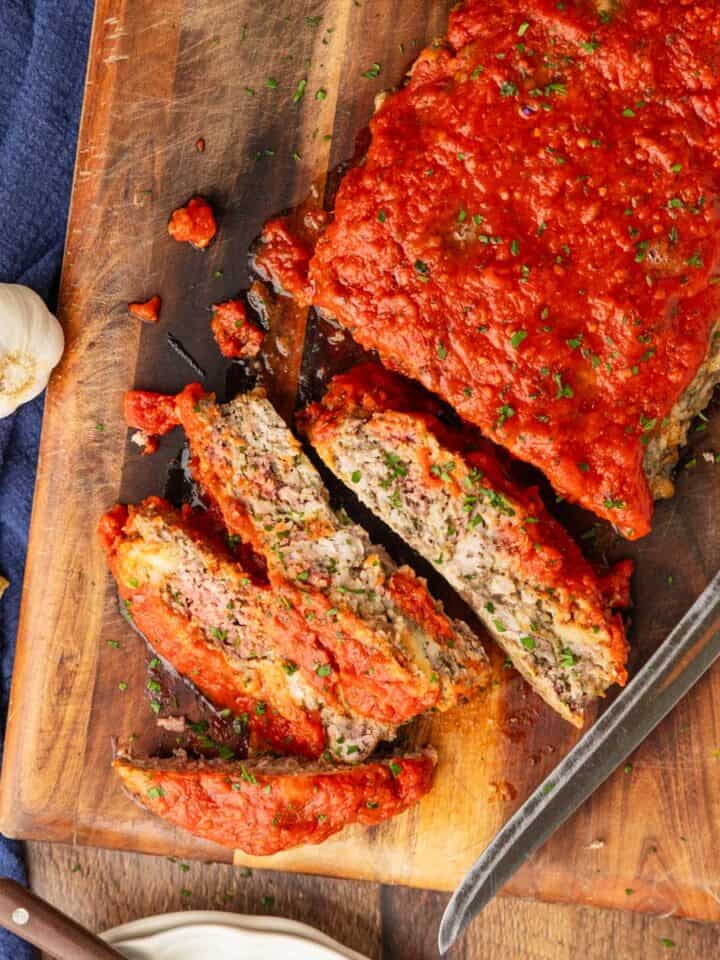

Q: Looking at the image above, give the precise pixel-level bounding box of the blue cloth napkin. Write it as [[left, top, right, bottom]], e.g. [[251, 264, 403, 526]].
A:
[[0, 2, 93, 957]]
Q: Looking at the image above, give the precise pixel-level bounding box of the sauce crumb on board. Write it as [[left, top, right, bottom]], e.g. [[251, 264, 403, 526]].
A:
[[128, 295, 161, 324], [168, 195, 217, 249]]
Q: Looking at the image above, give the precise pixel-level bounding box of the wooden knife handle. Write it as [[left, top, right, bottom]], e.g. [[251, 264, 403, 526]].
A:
[[0, 878, 123, 959]]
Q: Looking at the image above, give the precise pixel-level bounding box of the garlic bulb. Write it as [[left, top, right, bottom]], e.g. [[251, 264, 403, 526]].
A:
[[0, 283, 65, 419]]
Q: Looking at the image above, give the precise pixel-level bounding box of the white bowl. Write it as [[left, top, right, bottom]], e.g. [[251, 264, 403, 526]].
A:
[[101, 910, 371, 960]]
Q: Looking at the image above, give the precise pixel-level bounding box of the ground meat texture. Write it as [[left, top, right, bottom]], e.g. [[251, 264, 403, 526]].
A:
[[128, 295, 161, 324], [168, 196, 217, 250], [113, 750, 436, 855], [99, 497, 392, 761], [173, 383, 490, 730], [301, 365, 631, 727], [211, 299, 264, 359], [305, 0, 720, 540]]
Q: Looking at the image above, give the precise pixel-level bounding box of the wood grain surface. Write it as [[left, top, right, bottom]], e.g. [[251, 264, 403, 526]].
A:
[[2, 0, 720, 926], [27, 842, 720, 959]]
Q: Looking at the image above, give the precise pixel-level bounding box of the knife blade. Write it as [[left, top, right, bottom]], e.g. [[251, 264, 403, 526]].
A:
[[439, 567, 720, 955]]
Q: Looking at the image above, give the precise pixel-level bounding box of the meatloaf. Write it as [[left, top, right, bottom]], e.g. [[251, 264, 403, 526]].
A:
[[99, 497, 405, 760], [258, 0, 720, 540], [114, 748, 436, 855], [300, 365, 631, 726], [172, 383, 490, 727]]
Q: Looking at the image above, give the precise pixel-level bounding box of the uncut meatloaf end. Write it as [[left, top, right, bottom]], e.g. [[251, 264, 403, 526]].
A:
[[299, 0, 720, 540], [300, 364, 631, 728], [642, 326, 720, 499], [113, 749, 437, 855]]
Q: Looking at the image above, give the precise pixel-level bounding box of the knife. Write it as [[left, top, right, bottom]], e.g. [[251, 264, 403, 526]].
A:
[[439, 567, 720, 955]]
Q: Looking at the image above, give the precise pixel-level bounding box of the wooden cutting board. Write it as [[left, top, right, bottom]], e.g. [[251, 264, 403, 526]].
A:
[[2, 0, 720, 922]]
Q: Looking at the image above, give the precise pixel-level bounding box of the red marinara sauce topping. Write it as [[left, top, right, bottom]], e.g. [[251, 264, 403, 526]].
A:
[[128, 295, 161, 324], [210, 299, 264, 359], [255, 211, 328, 306], [123, 390, 180, 453], [168, 196, 217, 249], [309, 0, 720, 539]]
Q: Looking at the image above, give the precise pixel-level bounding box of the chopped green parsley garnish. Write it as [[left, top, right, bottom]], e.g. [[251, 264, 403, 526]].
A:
[[497, 404, 516, 427], [430, 461, 455, 480], [634, 241, 649, 263], [560, 648, 576, 667], [240, 765, 257, 785], [553, 373, 574, 399], [362, 62, 381, 79], [521, 636, 536, 651]]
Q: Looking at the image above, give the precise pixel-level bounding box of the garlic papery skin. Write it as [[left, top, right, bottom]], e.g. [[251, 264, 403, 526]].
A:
[[0, 283, 65, 419]]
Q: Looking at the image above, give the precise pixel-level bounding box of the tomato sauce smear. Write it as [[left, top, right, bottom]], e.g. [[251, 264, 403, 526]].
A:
[[304, 0, 720, 539]]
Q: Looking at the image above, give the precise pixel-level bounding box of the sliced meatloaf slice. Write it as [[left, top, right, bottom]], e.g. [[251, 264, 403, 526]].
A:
[[300, 365, 631, 727], [171, 383, 490, 728], [114, 749, 437, 855], [99, 498, 393, 761]]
